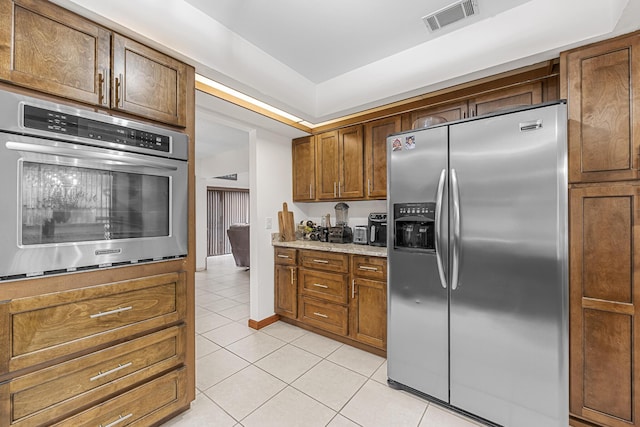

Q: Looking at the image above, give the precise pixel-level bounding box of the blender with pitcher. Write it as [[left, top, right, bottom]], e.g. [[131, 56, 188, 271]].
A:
[[328, 202, 353, 243]]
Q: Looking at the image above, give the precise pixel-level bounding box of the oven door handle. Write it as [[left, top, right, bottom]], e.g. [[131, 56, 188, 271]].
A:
[[6, 141, 179, 171]]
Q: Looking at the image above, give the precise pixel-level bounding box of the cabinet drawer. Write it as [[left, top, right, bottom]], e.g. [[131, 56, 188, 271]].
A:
[[50, 367, 188, 427], [351, 255, 387, 281], [8, 272, 186, 371], [8, 325, 185, 426], [300, 250, 349, 273], [299, 269, 348, 304], [275, 247, 297, 265], [300, 296, 348, 336]]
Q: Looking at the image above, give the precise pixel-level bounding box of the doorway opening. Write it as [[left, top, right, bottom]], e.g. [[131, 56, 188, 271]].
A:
[[207, 187, 249, 256]]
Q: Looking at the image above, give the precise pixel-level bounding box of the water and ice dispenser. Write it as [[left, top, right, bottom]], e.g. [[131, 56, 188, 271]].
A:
[[393, 202, 436, 251]]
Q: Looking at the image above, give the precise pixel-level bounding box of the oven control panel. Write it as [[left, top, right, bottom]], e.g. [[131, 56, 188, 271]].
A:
[[23, 105, 171, 153]]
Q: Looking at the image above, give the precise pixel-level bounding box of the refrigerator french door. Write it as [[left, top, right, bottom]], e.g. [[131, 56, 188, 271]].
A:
[[386, 102, 568, 427]]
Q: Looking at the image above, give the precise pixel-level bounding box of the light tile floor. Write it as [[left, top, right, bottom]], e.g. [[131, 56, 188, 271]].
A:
[[162, 254, 484, 427]]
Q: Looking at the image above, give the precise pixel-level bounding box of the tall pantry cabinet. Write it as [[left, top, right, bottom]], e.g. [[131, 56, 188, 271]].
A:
[[0, 0, 196, 426], [562, 31, 640, 427]]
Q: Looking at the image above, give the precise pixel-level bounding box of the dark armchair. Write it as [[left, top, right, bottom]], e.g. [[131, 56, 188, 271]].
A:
[[227, 223, 250, 268]]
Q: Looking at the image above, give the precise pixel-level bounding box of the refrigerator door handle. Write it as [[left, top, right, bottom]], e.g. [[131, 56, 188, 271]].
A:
[[451, 168, 461, 290], [435, 168, 447, 289]]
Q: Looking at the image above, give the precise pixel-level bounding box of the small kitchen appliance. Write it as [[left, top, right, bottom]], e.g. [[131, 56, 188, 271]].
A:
[[368, 213, 387, 247], [353, 225, 368, 244], [329, 202, 352, 243]]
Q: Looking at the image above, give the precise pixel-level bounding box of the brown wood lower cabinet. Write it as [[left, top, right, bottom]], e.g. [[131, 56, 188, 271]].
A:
[[0, 272, 188, 427], [274, 247, 387, 354], [299, 296, 349, 336], [274, 247, 297, 319], [570, 183, 640, 427], [51, 367, 188, 427]]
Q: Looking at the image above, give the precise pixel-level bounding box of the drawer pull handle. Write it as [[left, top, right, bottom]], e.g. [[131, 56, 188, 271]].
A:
[[313, 312, 328, 318], [313, 259, 329, 264], [90, 362, 133, 381], [90, 306, 133, 319], [359, 266, 378, 271], [101, 413, 133, 427], [312, 283, 329, 289], [277, 254, 290, 258]]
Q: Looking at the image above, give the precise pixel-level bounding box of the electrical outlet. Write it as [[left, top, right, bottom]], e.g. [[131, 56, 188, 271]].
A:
[[265, 217, 273, 229]]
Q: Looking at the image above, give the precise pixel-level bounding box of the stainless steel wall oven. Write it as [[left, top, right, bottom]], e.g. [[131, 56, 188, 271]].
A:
[[0, 89, 189, 280]]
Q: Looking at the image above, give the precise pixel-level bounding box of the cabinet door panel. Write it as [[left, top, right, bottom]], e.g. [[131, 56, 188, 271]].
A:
[[570, 185, 640, 427], [583, 309, 632, 421], [316, 131, 339, 199], [582, 196, 632, 302], [350, 278, 386, 350], [338, 125, 364, 199], [112, 34, 187, 127], [364, 116, 401, 199], [566, 35, 640, 183], [580, 50, 631, 175], [292, 136, 316, 201], [274, 265, 297, 319], [0, 0, 110, 105]]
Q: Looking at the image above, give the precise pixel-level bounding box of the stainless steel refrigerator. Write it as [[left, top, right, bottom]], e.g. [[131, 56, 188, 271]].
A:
[[386, 102, 568, 427]]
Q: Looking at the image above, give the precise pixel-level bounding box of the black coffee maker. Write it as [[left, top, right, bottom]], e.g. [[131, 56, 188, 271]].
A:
[[368, 212, 387, 247]]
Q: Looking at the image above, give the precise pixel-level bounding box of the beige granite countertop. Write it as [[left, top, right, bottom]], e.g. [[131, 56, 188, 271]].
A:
[[272, 234, 387, 257]]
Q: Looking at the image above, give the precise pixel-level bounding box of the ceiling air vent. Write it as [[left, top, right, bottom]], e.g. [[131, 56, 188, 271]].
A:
[[423, 0, 479, 32]]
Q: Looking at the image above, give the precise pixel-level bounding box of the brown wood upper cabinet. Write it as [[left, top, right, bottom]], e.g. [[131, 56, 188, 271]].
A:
[[0, 0, 110, 106], [364, 116, 401, 199], [403, 84, 542, 131], [112, 34, 188, 127], [563, 33, 640, 184], [405, 100, 468, 130], [0, 0, 188, 127], [467, 82, 542, 117], [316, 125, 364, 200], [292, 136, 316, 201]]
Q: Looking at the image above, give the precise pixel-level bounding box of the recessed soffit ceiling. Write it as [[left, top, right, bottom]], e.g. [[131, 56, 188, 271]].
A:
[[55, 0, 637, 124], [182, 0, 532, 84]]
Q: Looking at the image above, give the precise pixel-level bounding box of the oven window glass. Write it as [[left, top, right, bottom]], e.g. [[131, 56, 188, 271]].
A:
[[21, 162, 170, 245]]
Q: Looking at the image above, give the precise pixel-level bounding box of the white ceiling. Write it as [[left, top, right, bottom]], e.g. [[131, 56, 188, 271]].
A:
[[183, 0, 532, 84], [51, 0, 640, 159]]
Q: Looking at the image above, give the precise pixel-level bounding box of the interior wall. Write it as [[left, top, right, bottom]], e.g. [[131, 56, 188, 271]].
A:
[[249, 128, 304, 322]]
